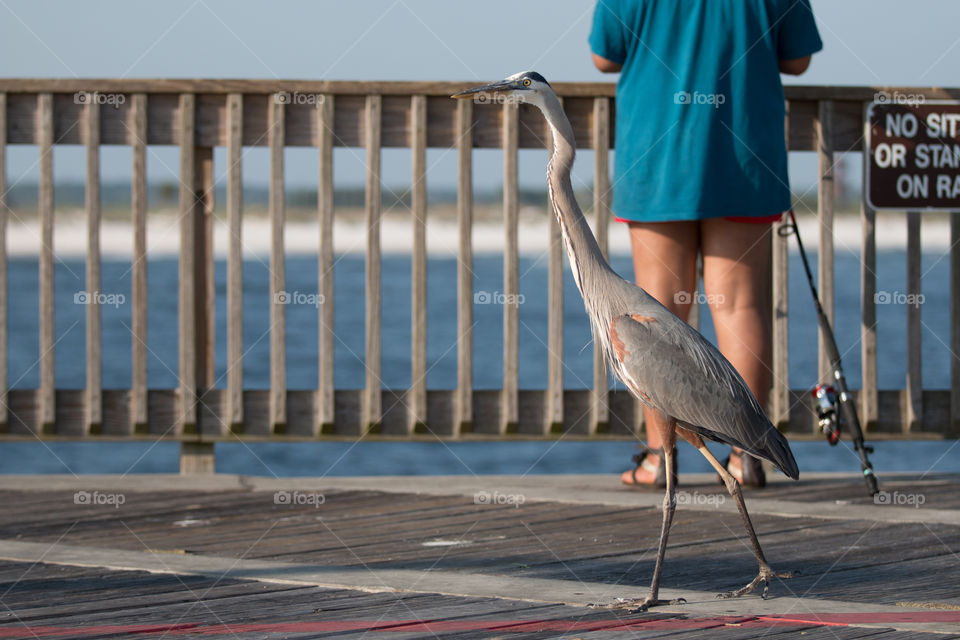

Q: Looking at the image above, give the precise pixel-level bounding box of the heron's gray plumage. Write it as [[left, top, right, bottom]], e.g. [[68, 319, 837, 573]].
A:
[[530, 74, 797, 480], [452, 73, 798, 608]]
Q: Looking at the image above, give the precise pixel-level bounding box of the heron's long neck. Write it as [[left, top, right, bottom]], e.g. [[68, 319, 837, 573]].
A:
[[542, 95, 614, 294]]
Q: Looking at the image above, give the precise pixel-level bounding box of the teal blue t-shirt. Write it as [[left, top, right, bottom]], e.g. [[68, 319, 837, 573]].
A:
[[589, 0, 822, 221]]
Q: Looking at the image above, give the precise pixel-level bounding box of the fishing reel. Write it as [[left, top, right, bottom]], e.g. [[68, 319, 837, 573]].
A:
[[812, 384, 841, 445]]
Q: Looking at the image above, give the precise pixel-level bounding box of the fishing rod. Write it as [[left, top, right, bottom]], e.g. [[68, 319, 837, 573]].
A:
[[778, 210, 880, 496]]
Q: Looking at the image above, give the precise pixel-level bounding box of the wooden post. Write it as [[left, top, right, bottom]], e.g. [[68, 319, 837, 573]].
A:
[[364, 95, 383, 431], [178, 93, 197, 436], [317, 95, 335, 432], [226, 93, 244, 430], [130, 94, 148, 432], [84, 99, 102, 434], [906, 211, 922, 432], [771, 105, 790, 428], [180, 441, 215, 475], [455, 98, 473, 433], [178, 93, 215, 473], [38, 93, 54, 433], [502, 100, 519, 434], [816, 101, 835, 396], [410, 95, 428, 433], [269, 97, 286, 433], [591, 97, 611, 434]]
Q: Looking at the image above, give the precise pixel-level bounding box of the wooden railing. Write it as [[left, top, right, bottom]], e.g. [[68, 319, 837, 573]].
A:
[[0, 80, 958, 471]]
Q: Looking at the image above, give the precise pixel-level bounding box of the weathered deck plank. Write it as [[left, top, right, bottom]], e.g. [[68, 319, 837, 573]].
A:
[[0, 477, 959, 637], [0, 561, 954, 639]]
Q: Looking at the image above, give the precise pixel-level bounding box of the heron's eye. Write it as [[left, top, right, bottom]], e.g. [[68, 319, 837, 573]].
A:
[[522, 78, 532, 87]]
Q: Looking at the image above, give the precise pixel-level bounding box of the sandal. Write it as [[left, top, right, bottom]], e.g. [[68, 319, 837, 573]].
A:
[[720, 450, 766, 488], [621, 446, 678, 488]]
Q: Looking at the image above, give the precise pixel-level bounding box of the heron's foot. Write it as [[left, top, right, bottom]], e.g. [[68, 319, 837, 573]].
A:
[[593, 596, 686, 612], [717, 565, 797, 600]]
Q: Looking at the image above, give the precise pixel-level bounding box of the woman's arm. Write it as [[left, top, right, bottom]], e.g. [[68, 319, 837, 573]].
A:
[[592, 53, 623, 73], [779, 55, 812, 75]]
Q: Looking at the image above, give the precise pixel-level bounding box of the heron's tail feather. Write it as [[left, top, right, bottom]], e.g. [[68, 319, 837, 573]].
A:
[[687, 422, 799, 480], [759, 427, 799, 480]]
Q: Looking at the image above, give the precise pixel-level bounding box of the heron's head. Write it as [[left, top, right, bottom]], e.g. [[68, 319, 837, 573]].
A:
[[451, 71, 553, 108]]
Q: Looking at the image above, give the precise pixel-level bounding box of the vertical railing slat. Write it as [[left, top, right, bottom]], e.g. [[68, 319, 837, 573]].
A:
[[177, 93, 196, 434], [771, 105, 790, 427], [226, 93, 244, 429], [860, 194, 878, 429], [816, 100, 835, 396], [547, 99, 564, 433], [952, 213, 960, 435], [502, 101, 519, 434], [0, 93, 7, 430], [456, 98, 473, 433], [85, 99, 102, 433], [906, 211, 922, 431], [38, 93, 54, 432], [410, 95, 428, 433], [771, 222, 790, 426], [364, 95, 383, 430], [591, 97, 610, 433], [196, 146, 215, 397], [131, 94, 147, 431], [317, 95, 335, 431], [269, 97, 286, 431]]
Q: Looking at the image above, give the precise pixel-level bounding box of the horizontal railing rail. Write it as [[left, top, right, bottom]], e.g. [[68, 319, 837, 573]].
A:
[[0, 80, 958, 472]]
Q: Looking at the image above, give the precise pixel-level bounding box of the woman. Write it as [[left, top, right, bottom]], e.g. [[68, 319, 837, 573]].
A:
[[589, 0, 822, 487]]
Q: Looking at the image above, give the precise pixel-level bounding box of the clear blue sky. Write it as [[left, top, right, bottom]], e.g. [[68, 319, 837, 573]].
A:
[[2, 0, 959, 190]]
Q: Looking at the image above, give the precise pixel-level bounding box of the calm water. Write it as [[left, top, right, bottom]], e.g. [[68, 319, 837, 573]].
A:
[[1, 248, 956, 476]]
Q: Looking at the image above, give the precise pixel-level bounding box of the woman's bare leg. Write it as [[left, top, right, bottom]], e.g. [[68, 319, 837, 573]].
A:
[[700, 217, 774, 471], [621, 221, 699, 483]]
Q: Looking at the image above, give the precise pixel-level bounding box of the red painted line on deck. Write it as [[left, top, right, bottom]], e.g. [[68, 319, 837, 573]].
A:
[[761, 612, 960, 624], [2, 612, 958, 637]]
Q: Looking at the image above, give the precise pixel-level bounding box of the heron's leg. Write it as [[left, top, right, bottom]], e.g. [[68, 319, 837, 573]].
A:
[[627, 424, 686, 612], [695, 443, 794, 599]]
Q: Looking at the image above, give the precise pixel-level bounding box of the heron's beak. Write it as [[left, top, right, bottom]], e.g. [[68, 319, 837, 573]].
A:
[[451, 79, 518, 100]]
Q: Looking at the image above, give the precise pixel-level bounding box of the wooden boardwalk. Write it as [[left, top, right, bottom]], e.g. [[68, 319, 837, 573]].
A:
[[0, 473, 958, 638]]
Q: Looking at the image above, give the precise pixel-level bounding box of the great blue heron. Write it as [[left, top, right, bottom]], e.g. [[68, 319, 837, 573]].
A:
[[453, 71, 798, 611]]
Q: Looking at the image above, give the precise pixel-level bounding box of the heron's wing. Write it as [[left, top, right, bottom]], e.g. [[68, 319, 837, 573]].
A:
[[611, 313, 798, 479]]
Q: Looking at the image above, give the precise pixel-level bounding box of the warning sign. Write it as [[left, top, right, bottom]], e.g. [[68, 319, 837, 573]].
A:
[[866, 101, 960, 210]]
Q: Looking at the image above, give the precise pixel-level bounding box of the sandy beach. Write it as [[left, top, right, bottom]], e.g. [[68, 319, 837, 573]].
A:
[[3, 205, 953, 258]]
